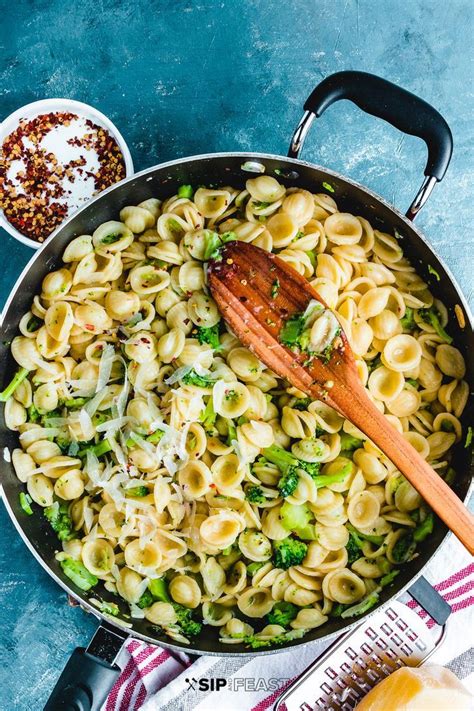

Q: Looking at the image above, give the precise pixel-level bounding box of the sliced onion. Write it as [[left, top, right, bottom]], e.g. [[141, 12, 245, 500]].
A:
[[129, 603, 146, 619], [96, 416, 133, 434], [84, 387, 108, 417], [96, 344, 115, 393], [115, 359, 129, 418], [165, 365, 193, 385]]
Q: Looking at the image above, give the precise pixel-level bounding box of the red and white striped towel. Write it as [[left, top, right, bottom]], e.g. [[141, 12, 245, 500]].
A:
[[102, 537, 473, 711]]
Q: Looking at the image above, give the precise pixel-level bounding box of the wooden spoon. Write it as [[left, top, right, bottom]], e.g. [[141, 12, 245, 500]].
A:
[[208, 241, 474, 555]]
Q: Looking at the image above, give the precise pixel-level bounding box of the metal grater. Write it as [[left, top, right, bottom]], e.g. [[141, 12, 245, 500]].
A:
[[273, 600, 447, 711]]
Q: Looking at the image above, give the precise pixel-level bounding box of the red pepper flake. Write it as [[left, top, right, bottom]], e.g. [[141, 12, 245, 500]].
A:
[[0, 111, 126, 242]]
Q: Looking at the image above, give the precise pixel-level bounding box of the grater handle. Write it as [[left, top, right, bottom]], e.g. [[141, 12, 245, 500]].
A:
[[408, 575, 451, 625]]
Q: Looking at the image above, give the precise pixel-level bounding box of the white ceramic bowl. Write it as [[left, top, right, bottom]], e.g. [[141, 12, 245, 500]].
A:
[[0, 98, 134, 249]]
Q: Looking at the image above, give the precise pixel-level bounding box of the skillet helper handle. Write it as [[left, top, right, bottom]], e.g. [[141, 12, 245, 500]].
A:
[[43, 623, 126, 711], [43, 648, 121, 711], [409, 575, 451, 626], [288, 70, 453, 219]]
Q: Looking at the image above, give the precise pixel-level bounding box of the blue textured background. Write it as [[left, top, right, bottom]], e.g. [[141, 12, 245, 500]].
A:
[[1, 0, 473, 708]]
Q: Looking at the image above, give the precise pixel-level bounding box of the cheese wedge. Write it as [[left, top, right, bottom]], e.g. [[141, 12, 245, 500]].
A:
[[354, 665, 472, 711]]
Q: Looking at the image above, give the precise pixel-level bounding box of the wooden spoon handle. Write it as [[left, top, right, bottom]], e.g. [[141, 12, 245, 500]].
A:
[[333, 381, 474, 555]]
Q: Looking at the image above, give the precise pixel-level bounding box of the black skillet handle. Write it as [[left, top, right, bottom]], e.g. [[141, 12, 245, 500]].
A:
[[408, 575, 451, 626], [288, 70, 453, 220], [43, 624, 126, 711]]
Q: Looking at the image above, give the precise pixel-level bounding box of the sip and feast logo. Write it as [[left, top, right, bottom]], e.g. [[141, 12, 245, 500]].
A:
[[185, 677, 226, 692], [185, 677, 288, 692]]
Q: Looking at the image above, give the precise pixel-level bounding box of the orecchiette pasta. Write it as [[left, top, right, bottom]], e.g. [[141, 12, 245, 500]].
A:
[[3, 176, 466, 650]]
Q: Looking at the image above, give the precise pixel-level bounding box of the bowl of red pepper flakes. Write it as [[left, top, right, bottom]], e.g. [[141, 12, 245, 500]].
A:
[[0, 98, 134, 249]]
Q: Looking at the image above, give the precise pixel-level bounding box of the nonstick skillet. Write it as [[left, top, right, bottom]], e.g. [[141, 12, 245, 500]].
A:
[[0, 72, 472, 710]]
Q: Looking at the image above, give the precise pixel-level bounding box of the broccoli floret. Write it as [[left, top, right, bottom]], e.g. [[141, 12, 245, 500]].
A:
[[55, 434, 72, 454], [147, 430, 164, 444], [44, 502, 75, 541], [173, 604, 202, 637], [292, 397, 312, 411], [392, 532, 416, 563], [419, 306, 452, 344], [262, 445, 301, 497], [203, 230, 225, 260], [310, 467, 352, 489], [279, 302, 325, 351], [299, 460, 322, 478], [68, 442, 80, 457], [203, 229, 237, 260], [279, 312, 307, 349], [465, 427, 473, 449], [252, 200, 271, 211], [340, 590, 380, 618], [27, 404, 41, 423], [41, 408, 64, 425], [243, 628, 305, 649], [178, 184, 193, 198], [377, 557, 392, 575], [19, 492, 34, 515], [78, 439, 113, 458], [339, 433, 364, 452], [148, 577, 171, 602], [199, 397, 217, 432], [245, 486, 267, 504], [124, 485, 150, 498], [272, 537, 308, 570], [280, 502, 311, 532], [400, 307, 416, 331], [413, 512, 434, 542], [246, 561, 266, 576], [100, 233, 122, 245], [267, 601, 298, 627], [293, 524, 317, 540], [100, 601, 120, 616], [182, 369, 216, 388], [141, 578, 201, 638], [346, 533, 362, 565], [330, 603, 348, 618], [92, 412, 109, 427], [347, 524, 384, 546], [278, 470, 300, 498], [264, 444, 347, 496], [137, 589, 154, 609], [263, 445, 327, 496], [0, 367, 29, 402], [60, 558, 98, 591], [196, 324, 221, 351], [227, 421, 237, 446], [262, 446, 295, 473], [427, 264, 441, 282], [63, 397, 89, 409], [305, 250, 316, 268], [380, 570, 400, 588], [26, 315, 42, 332], [366, 355, 381, 373]]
